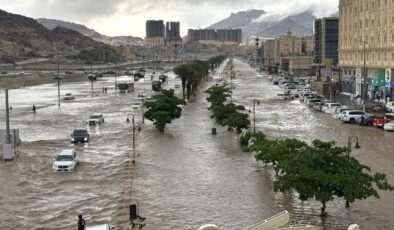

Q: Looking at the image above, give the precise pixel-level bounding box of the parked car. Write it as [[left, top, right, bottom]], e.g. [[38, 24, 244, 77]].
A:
[[358, 114, 378, 126], [71, 129, 89, 143], [65, 71, 74, 74], [87, 113, 104, 125], [307, 99, 322, 107], [386, 102, 394, 112], [313, 102, 325, 111], [290, 89, 303, 98], [333, 108, 353, 119], [372, 113, 394, 128], [174, 84, 181, 89], [277, 93, 293, 100], [383, 121, 394, 131], [64, 93, 75, 100], [322, 103, 341, 113], [52, 149, 78, 172], [339, 110, 367, 124]]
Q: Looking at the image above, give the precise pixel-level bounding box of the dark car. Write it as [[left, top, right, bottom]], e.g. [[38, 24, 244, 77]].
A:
[[360, 115, 378, 126], [71, 129, 90, 143]]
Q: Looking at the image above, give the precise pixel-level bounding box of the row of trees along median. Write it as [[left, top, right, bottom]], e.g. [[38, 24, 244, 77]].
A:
[[205, 84, 250, 134], [144, 56, 226, 132], [240, 132, 394, 216], [174, 56, 226, 100]]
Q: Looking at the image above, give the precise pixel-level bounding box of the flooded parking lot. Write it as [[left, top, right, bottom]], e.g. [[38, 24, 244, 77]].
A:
[[0, 60, 394, 230]]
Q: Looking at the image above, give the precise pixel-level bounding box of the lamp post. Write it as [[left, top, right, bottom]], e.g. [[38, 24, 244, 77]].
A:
[[346, 135, 361, 207], [127, 113, 136, 163], [252, 99, 260, 133], [114, 62, 117, 96], [54, 44, 61, 107], [355, 38, 367, 109], [255, 37, 260, 69]]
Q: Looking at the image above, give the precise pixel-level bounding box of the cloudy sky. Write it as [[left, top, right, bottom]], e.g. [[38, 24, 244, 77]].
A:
[[0, 0, 339, 38]]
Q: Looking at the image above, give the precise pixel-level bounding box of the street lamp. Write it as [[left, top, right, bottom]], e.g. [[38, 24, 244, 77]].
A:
[[53, 43, 61, 107], [127, 113, 136, 164], [252, 99, 260, 133], [355, 38, 367, 109]]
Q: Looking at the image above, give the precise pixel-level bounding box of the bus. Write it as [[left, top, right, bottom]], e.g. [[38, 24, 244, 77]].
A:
[[118, 82, 134, 93]]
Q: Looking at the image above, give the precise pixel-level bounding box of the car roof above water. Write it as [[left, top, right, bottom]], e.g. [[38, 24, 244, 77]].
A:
[[59, 149, 74, 155]]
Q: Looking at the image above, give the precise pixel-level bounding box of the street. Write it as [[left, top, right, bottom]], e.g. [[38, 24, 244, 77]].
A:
[[0, 59, 393, 229]]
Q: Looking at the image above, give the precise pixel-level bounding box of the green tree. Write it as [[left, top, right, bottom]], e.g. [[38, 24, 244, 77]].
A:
[[174, 64, 194, 100], [144, 89, 186, 132], [205, 85, 232, 108], [225, 112, 250, 134], [272, 140, 393, 216]]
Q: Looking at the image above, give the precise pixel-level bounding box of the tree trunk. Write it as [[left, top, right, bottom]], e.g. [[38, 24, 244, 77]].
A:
[[181, 78, 186, 100], [321, 201, 327, 216], [346, 200, 350, 208]]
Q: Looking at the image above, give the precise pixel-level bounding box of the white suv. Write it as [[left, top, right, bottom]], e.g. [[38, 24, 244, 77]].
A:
[[386, 102, 394, 112], [53, 149, 78, 172], [339, 110, 366, 124], [88, 113, 104, 125]]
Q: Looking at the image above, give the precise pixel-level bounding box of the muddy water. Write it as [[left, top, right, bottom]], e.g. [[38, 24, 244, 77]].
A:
[[0, 74, 176, 229], [132, 59, 394, 230], [1, 61, 394, 230]]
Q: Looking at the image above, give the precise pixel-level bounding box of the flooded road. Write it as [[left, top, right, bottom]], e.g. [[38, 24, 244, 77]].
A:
[[0, 60, 394, 230]]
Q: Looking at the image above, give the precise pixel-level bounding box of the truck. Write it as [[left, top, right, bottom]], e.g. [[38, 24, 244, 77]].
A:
[[118, 82, 134, 93]]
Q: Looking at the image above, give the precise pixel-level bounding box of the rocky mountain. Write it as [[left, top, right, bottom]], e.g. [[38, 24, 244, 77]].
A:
[[0, 9, 122, 63], [208, 10, 315, 41], [36, 18, 144, 46]]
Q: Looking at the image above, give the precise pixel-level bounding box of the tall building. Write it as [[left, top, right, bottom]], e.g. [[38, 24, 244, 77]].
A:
[[146, 20, 165, 38], [145, 20, 165, 47], [165, 22, 182, 46], [339, 0, 394, 99], [314, 17, 339, 66], [187, 29, 242, 44]]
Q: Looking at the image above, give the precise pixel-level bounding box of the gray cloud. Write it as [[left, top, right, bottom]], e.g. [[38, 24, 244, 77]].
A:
[[0, 0, 339, 36]]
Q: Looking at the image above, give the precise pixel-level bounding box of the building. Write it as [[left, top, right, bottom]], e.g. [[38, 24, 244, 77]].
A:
[[145, 20, 165, 47], [146, 20, 165, 38], [145, 20, 183, 48], [166, 22, 182, 46], [314, 17, 339, 66], [339, 0, 394, 100], [187, 29, 242, 44]]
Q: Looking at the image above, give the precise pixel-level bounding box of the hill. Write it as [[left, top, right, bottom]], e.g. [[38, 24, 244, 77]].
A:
[[208, 10, 315, 41], [36, 18, 144, 46], [0, 9, 122, 63]]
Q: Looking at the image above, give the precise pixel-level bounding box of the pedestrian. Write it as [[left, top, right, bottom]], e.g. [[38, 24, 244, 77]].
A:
[[9, 106, 12, 111], [32, 104, 36, 113], [360, 114, 365, 125], [78, 214, 86, 230], [105, 87, 107, 93]]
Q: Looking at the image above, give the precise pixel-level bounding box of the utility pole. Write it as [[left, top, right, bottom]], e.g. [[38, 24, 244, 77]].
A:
[[132, 114, 135, 150], [5, 89, 11, 144], [114, 61, 117, 96], [56, 45, 60, 107], [253, 99, 259, 133], [363, 41, 367, 105]]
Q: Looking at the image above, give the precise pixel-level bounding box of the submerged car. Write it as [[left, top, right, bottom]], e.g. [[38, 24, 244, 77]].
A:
[[52, 149, 78, 172], [86, 224, 115, 230], [71, 129, 89, 143], [88, 113, 104, 125], [64, 93, 75, 100]]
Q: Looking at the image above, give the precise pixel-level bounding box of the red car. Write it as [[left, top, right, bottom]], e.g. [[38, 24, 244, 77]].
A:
[[373, 113, 394, 128]]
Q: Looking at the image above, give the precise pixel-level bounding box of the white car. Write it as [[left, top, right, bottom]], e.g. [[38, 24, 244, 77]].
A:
[[88, 113, 104, 125], [333, 108, 352, 119], [323, 103, 342, 114], [53, 149, 78, 172], [339, 110, 367, 124], [384, 121, 394, 131], [86, 224, 114, 230], [64, 93, 75, 100], [386, 102, 394, 112], [132, 102, 142, 110]]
